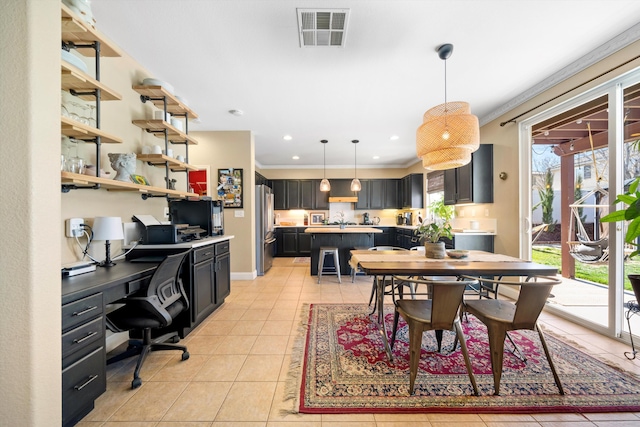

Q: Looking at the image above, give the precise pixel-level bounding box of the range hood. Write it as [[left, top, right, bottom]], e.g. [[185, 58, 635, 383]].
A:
[[328, 179, 358, 203]]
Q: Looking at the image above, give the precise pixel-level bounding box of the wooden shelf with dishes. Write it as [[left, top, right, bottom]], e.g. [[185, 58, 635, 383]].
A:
[[132, 119, 199, 145], [61, 116, 122, 144], [61, 172, 199, 199], [61, 3, 121, 58], [61, 62, 121, 101], [137, 154, 200, 172], [132, 85, 199, 118]]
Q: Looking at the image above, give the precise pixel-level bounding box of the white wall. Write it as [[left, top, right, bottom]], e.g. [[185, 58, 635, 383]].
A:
[[0, 0, 61, 424]]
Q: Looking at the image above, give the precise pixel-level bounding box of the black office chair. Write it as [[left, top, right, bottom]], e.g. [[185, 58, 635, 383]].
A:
[[106, 250, 191, 388]]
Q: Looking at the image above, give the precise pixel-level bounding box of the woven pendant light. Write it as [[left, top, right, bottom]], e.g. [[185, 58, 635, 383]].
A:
[[416, 44, 479, 171]]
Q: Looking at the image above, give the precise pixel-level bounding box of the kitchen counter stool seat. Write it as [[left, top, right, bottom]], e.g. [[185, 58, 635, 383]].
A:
[[318, 247, 341, 283]]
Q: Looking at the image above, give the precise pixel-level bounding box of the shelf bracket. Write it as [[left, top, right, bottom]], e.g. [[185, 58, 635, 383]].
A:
[[61, 184, 101, 192]]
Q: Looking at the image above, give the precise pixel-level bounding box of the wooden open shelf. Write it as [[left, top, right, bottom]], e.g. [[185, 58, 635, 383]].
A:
[[61, 172, 199, 199], [61, 4, 121, 57], [132, 85, 199, 119], [132, 119, 198, 145], [137, 154, 200, 172], [61, 62, 122, 101], [61, 116, 122, 143]]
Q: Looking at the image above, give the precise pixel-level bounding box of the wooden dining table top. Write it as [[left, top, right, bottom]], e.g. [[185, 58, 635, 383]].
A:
[[350, 250, 558, 277]]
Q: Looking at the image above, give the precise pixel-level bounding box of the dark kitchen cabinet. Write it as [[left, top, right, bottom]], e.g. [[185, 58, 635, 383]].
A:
[[355, 179, 385, 210], [272, 179, 319, 210], [298, 231, 312, 255], [255, 172, 269, 186], [384, 179, 401, 209], [444, 144, 493, 205], [286, 180, 300, 209], [275, 227, 310, 256], [272, 180, 287, 210], [374, 227, 395, 246], [299, 180, 314, 209], [395, 227, 418, 249], [313, 180, 329, 209], [401, 174, 424, 209]]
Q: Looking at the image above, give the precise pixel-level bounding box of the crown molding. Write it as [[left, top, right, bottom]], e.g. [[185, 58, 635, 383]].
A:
[[480, 22, 640, 127]]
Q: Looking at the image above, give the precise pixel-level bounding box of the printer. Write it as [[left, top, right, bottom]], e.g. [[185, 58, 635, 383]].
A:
[[132, 214, 205, 244]]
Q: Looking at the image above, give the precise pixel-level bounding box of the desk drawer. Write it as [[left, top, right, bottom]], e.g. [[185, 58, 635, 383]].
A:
[[62, 293, 104, 332], [215, 241, 230, 255], [193, 245, 215, 264], [62, 346, 106, 426], [62, 316, 104, 359]]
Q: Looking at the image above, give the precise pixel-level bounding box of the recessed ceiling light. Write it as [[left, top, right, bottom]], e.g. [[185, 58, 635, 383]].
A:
[[390, 135, 399, 141], [228, 109, 244, 116], [373, 155, 380, 159], [283, 135, 292, 140], [292, 155, 300, 160]]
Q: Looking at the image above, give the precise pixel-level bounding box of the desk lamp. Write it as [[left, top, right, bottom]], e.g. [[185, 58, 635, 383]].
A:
[[92, 216, 124, 267]]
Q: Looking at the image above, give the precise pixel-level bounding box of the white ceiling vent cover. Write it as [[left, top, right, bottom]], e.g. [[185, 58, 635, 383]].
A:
[[297, 8, 349, 47]]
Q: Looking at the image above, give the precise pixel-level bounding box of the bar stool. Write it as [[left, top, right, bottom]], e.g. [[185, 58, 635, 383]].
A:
[[318, 247, 341, 283]]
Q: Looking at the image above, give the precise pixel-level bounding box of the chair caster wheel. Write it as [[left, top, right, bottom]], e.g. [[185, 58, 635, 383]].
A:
[[132, 378, 142, 389], [170, 335, 180, 343], [182, 351, 190, 361]]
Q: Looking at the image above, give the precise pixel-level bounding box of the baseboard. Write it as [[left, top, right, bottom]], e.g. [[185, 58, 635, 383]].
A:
[[231, 271, 257, 280]]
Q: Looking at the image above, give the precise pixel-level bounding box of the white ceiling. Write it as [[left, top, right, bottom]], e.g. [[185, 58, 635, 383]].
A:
[[89, 0, 640, 169]]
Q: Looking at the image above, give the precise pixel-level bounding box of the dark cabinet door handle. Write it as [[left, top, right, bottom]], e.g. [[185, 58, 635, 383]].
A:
[[72, 306, 98, 317], [73, 331, 98, 344], [74, 374, 98, 391]]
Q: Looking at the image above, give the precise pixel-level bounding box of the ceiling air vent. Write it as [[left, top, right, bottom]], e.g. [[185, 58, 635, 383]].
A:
[[297, 8, 350, 47]]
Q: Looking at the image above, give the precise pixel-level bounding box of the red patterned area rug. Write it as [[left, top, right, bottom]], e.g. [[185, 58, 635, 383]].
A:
[[296, 303, 640, 414]]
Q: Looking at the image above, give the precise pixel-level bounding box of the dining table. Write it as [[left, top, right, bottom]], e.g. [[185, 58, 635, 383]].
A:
[[349, 249, 559, 359]]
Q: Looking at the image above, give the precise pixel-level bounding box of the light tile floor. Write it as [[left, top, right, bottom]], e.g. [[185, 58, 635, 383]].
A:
[[78, 258, 640, 427]]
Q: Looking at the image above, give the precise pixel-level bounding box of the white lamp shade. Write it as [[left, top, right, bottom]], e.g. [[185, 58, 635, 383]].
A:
[[350, 178, 362, 192], [92, 216, 124, 241], [320, 178, 331, 191]]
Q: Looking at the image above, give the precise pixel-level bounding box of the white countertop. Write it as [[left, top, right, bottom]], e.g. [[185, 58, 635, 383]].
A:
[[126, 235, 234, 250]]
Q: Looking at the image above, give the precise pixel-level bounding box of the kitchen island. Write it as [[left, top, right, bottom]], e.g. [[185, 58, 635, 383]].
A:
[[304, 227, 382, 275]]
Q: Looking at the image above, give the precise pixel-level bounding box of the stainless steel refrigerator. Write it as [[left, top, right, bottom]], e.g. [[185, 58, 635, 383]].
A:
[[255, 184, 275, 275]]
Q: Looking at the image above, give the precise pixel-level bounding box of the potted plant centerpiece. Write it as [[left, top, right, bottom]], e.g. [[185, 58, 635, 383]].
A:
[[415, 199, 454, 258], [601, 174, 640, 296]]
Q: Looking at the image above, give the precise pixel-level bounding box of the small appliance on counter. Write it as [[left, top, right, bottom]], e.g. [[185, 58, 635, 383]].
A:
[[132, 214, 198, 244], [396, 213, 404, 225], [362, 212, 371, 225]]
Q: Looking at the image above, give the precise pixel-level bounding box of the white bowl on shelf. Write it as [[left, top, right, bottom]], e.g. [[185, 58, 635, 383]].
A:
[[61, 49, 88, 73], [175, 95, 189, 106], [142, 78, 174, 94], [170, 117, 183, 131]]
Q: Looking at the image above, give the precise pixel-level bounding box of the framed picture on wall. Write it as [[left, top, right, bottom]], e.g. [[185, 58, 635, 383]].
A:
[[218, 168, 243, 208], [310, 212, 325, 225]]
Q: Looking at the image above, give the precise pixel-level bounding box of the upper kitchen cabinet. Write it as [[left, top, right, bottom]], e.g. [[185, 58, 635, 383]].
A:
[[402, 174, 424, 209], [443, 144, 493, 205], [312, 180, 329, 210], [355, 179, 384, 210], [272, 179, 316, 210]]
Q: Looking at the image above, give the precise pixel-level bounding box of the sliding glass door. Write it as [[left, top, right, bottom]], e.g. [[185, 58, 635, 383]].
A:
[[520, 68, 640, 341]]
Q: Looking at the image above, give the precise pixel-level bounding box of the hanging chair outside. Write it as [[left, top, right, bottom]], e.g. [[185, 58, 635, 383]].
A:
[[567, 184, 610, 264]]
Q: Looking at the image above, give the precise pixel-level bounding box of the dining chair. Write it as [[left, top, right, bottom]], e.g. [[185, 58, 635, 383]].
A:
[[106, 250, 191, 389], [460, 275, 564, 396], [365, 247, 409, 312], [389, 276, 479, 396]]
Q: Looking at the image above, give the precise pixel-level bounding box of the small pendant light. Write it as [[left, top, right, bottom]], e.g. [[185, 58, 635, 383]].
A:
[[319, 139, 331, 192], [350, 139, 361, 192]]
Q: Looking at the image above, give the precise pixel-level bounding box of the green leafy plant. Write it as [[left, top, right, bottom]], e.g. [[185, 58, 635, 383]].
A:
[[601, 176, 640, 258], [415, 199, 454, 243]]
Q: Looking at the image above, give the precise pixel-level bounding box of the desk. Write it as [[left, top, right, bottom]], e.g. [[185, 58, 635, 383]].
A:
[[62, 237, 232, 426], [349, 250, 558, 359]]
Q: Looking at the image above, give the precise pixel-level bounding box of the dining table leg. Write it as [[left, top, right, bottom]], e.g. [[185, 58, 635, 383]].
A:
[[375, 274, 393, 361]]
